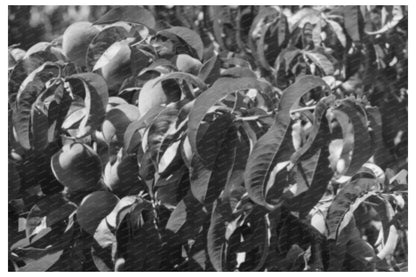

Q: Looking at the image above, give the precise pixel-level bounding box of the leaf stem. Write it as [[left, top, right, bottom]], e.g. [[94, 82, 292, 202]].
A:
[[234, 106, 316, 121]]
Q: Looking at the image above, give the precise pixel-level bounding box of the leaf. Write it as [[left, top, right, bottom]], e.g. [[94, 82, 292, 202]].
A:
[[17, 249, 64, 272], [93, 40, 130, 71], [140, 104, 180, 178], [248, 7, 279, 57], [31, 82, 71, 151], [285, 99, 335, 216], [9, 51, 58, 97], [114, 198, 162, 271], [221, 67, 257, 79], [92, 238, 114, 271], [331, 99, 374, 176], [238, 207, 270, 271], [277, 47, 302, 73], [244, 75, 329, 210], [190, 125, 238, 205], [12, 62, 60, 150], [365, 6, 404, 35], [61, 98, 85, 131], [326, 19, 347, 47], [86, 26, 129, 71], [291, 96, 335, 163], [303, 50, 335, 75], [288, 148, 333, 215], [104, 195, 139, 231], [165, 191, 207, 242], [94, 6, 156, 29], [343, 6, 362, 41], [256, 27, 273, 72], [207, 198, 233, 271], [198, 53, 221, 85], [196, 112, 235, 169], [68, 72, 109, 107], [288, 7, 321, 32], [210, 6, 230, 51], [155, 166, 189, 208], [123, 105, 165, 154], [153, 71, 208, 91], [31, 103, 50, 151], [66, 73, 109, 138], [366, 106, 395, 169], [326, 173, 381, 243], [157, 140, 183, 178], [157, 26, 204, 60], [188, 77, 264, 159]]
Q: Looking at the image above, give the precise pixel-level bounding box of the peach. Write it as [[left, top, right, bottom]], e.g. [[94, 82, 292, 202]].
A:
[[77, 191, 119, 235], [62, 22, 99, 67], [101, 104, 140, 144], [51, 142, 102, 193], [99, 41, 132, 94], [174, 54, 202, 75]]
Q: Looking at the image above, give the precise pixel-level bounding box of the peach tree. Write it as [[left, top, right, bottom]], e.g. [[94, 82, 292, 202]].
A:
[[8, 5, 407, 271]]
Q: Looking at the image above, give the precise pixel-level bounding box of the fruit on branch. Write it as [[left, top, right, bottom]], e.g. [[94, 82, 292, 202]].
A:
[[51, 142, 102, 193], [76, 190, 119, 235], [138, 76, 181, 116], [99, 40, 132, 94], [173, 54, 202, 75], [101, 103, 140, 144], [62, 21, 99, 67], [103, 151, 143, 197]]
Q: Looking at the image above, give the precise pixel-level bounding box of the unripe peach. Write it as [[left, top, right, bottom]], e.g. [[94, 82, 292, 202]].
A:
[[174, 54, 202, 75], [100, 41, 132, 94], [103, 153, 142, 197], [62, 21, 99, 67], [101, 104, 140, 144], [77, 191, 119, 235], [51, 142, 102, 193]]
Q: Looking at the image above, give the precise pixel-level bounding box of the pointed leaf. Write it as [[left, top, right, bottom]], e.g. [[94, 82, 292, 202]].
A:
[[326, 173, 382, 242], [332, 99, 374, 176], [86, 26, 129, 71], [188, 77, 264, 159], [157, 26, 204, 60], [304, 50, 335, 75], [244, 75, 329, 209], [12, 62, 60, 150], [9, 51, 58, 97], [165, 192, 207, 242], [207, 198, 233, 271], [123, 105, 165, 154], [198, 54, 221, 85], [343, 6, 362, 41], [94, 6, 156, 29], [190, 124, 238, 204]]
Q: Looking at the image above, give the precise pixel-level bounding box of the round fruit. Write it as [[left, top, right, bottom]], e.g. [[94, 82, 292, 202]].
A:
[[62, 21, 99, 67], [102, 104, 140, 144], [138, 76, 170, 116], [100, 41, 132, 94], [10, 48, 26, 62], [174, 54, 202, 75], [51, 142, 102, 193], [77, 191, 119, 235], [103, 152, 142, 196]]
